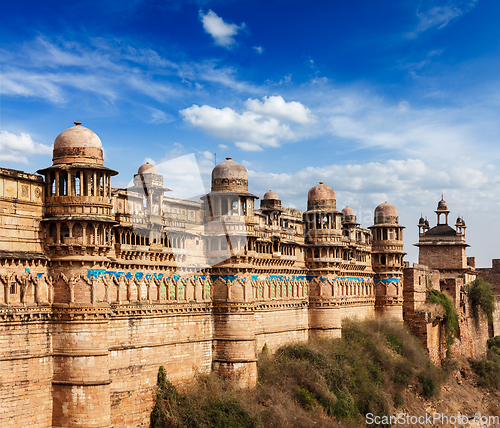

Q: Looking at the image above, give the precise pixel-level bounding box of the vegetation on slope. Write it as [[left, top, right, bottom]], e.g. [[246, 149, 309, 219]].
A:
[[466, 277, 496, 324], [470, 336, 500, 390], [150, 320, 442, 428], [427, 288, 459, 355]]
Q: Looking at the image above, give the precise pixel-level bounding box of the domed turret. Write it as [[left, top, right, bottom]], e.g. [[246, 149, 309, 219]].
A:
[[435, 195, 450, 225], [53, 122, 103, 165], [342, 206, 356, 224], [211, 157, 248, 192], [374, 202, 399, 224], [263, 190, 279, 200], [437, 197, 448, 212], [342, 206, 355, 216], [307, 182, 336, 210], [260, 190, 282, 211], [138, 162, 157, 175]]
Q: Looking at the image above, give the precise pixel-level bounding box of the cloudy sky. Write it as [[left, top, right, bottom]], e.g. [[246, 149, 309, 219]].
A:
[[1, 0, 500, 267]]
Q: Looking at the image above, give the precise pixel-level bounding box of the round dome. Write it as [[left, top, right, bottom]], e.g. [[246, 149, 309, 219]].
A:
[[138, 162, 157, 174], [263, 190, 279, 200], [374, 202, 398, 224], [211, 157, 248, 192], [342, 206, 355, 216], [308, 182, 335, 201], [437, 197, 448, 211], [53, 122, 103, 165]]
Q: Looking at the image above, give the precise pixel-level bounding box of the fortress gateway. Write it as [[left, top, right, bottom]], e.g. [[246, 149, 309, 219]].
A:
[[0, 123, 484, 427]]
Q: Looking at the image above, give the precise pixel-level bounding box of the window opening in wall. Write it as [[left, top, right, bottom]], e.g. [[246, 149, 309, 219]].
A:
[[10, 281, 16, 294], [75, 173, 81, 196], [59, 173, 67, 196], [381, 255, 386, 265], [51, 177, 56, 196]]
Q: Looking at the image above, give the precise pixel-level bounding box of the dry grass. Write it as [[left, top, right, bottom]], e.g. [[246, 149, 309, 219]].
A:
[[151, 319, 442, 428]]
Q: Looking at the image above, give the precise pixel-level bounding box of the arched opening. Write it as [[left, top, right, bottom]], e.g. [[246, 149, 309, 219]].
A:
[[75, 172, 81, 196], [49, 223, 57, 242], [86, 224, 94, 245], [59, 172, 68, 196], [60, 224, 69, 243], [73, 223, 83, 244]]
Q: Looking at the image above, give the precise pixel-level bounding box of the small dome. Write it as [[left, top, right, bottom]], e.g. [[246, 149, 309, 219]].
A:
[[263, 190, 279, 200], [138, 162, 157, 174], [342, 206, 355, 216], [425, 219, 430, 227], [308, 182, 335, 201], [374, 202, 398, 224], [437, 196, 448, 211], [419, 216, 425, 225], [53, 122, 103, 165], [211, 157, 248, 192]]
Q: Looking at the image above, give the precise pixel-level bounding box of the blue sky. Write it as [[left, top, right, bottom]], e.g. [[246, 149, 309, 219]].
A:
[[1, 0, 500, 267]]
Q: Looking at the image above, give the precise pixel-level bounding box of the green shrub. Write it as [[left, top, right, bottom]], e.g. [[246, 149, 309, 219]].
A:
[[470, 358, 500, 390], [332, 391, 358, 419], [427, 288, 459, 354], [471, 336, 500, 391], [385, 331, 405, 354], [294, 387, 317, 410], [419, 372, 437, 398], [467, 278, 496, 323]]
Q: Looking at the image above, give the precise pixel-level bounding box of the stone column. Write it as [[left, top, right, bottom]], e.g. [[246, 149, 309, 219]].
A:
[[51, 309, 112, 428], [212, 277, 257, 388]]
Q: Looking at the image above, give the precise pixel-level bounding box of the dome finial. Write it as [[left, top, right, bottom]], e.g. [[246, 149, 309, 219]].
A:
[[226, 157, 232, 160], [74, 121, 82, 126]]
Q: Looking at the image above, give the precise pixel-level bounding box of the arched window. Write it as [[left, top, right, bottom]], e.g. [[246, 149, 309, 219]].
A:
[[75, 173, 81, 196]]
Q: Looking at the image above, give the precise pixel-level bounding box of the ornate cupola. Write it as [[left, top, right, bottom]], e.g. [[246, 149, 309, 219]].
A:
[[37, 122, 118, 261], [436, 195, 450, 225], [303, 182, 343, 274], [204, 157, 258, 266], [304, 182, 341, 234], [369, 202, 405, 318]]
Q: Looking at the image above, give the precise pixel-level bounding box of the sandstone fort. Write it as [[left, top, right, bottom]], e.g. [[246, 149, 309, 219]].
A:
[[1, 122, 499, 427]]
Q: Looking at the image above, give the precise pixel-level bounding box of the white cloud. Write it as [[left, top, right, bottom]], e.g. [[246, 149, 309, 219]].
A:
[[199, 150, 214, 161], [245, 96, 316, 124], [180, 96, 316, 151], [218, 144, 229, 149], [180, 104, 294, 151], [148, 108, 174, 124], [0, 36, 260, 107], [235, 142, 264, 151], [253, 46, 264, 54], [407, 2, 477, 38], [0, 130, 52, 164], [199, 10, 245, 48]]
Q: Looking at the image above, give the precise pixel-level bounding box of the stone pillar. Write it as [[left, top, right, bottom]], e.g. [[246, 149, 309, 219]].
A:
[[67, 171, 72, 196], [212, 277, 257, 388], [51, 307, 112, 428]]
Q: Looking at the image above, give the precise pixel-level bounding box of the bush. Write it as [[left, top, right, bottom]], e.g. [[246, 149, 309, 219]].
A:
[[471, 335, 500, 391], [419, 372, 437, 398], [294, 387, 317, 410], [427, 288, 459, 354], [467, 278, 496, 323], [151, 320, 442, 428]]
